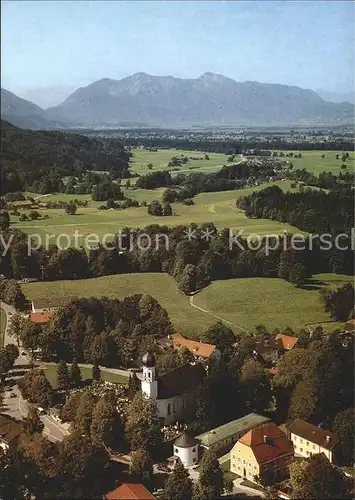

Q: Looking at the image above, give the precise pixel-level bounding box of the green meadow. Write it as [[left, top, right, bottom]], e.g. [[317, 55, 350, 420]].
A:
[[22, 272, 351, 337], [14, 181, 302, 247]]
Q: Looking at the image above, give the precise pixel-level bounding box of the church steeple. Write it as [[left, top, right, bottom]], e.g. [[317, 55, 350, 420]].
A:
[[141, 351, 158, 399]]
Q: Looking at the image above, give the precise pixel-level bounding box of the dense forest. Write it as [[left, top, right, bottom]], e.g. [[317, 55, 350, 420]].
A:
[[237, 185, 354, 235], [0, 120, 130, 194]]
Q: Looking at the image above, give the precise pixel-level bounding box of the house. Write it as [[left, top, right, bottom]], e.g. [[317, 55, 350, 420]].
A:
[[195, 413, 271, 458], [105, 483, 156, 500], [171, 333, 221, 363], [30, 311, 54, 324], [345, 319, 355, 333], [275, 334, 298, 351], [140, 352, 205, 425], [230, 423, 294, 485], [157, 333, 221, 363], [31, 297, 66, 313], [287, 419, 340, 464], [254, 334, 299, 364], [253, 339, 279, 364], [0, 414, 22, 451]]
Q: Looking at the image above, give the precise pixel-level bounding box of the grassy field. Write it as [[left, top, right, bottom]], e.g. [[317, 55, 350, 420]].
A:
[[0, 308, 6, 347], [277, 150, 355, 175], [43, 363, 128, 389], [14, 181, 302, 247], [129, 148, 229, 176], [193, 273, 352, 333], [22, 272, 352, 337]]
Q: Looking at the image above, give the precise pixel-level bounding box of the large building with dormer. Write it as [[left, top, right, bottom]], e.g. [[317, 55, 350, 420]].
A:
[[141, 352, 205, 425]]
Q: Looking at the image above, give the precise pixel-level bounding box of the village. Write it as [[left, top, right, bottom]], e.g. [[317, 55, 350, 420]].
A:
[[0, 294, 354, 499]]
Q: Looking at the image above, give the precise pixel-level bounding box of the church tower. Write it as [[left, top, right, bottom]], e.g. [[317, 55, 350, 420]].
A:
[[141, 351, 158, 399]]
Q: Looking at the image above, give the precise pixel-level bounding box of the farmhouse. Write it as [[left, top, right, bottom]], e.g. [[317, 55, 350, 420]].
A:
[[254, 334, 299, 364], [105, 483, 156, 499], [140, 352, 205, 425], [253, 339, 279, 364], [157, 333, 220, 363], [195, 413, 271, 457], [31, 297, 66, 313], [230, 422, 294, 485], [345, 319, 355, 333], [30, 311, 54, 324], [0, 414, 22, 451], [275, 333, 298, 351], [287, 419, 340, 464]]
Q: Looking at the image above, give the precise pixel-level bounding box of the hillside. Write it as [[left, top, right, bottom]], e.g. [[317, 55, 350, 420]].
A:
[[47, 72, 354, 127], [0, 120, 129, 194], [1, 88, 67, 130]]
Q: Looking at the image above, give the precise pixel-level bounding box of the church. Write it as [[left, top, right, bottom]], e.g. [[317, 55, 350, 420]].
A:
[[140, 352, 205, 425]]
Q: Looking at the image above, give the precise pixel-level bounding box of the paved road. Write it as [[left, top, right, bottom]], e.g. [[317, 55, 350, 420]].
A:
[[0, 301, 29, 365], [1, 385, 68, 442], [1, 301, 69, 442]]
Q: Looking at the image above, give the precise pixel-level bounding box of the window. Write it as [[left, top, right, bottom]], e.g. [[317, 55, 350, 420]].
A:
[[174, 448, 179, 453], [313, 444, 316, 450], [243, 460, 246, 464], [167, 404, 171, 415], [192, 448, 196, 453], [306, 441, 309, 446], [300, 448, 303, 452], [293, 435, 297, 441], [300, 438, 303, 443], [193, 458, 196, 463]]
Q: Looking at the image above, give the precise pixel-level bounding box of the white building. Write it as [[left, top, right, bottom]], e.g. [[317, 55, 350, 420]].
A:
[[288, 419, 340, 464], [173, 432, 199, 467], [141, 352, 205, 425]]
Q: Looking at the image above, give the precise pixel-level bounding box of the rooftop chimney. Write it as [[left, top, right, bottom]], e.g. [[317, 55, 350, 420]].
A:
[[326, 435, 331, 443], [263, 435, 268, 444]]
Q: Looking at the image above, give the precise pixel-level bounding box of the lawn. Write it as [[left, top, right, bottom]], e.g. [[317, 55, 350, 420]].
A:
[[0, 308, 6, 347], [43, 363, 128, 389], [193, 273, 352, 333], [14, 180, 303, 248], [274, 150, 355, 175], [22, 272, 352, 338]]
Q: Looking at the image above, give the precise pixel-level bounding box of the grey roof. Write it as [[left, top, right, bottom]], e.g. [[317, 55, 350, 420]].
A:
[[142, 352, 156, 367], [31, 297, 66, 309], [196, 413, 271, 448], [174, 432, 199, 448]]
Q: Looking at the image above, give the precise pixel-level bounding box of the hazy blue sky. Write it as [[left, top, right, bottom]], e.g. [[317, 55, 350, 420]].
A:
[[1, 0, 354, 94]]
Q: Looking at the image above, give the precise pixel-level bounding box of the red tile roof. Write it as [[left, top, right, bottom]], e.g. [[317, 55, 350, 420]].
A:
[[239, 423, 294, 464], [30, 311, 54, 324], [275, 334, 298, 350], [105, 483, 156, 500], [171, 333, 217, 359], [345, 319, 355, 332]]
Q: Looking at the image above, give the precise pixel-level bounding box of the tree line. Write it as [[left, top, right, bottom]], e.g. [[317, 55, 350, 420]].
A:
[[0, 222, 353, 296], [237, 184, 354, 235]]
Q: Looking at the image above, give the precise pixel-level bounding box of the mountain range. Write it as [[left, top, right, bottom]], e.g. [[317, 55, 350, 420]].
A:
[[2, 72, 354, 129]]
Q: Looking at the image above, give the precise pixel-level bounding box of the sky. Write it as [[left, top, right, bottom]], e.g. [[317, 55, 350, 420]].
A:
[[1, 0, 354, 95]]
